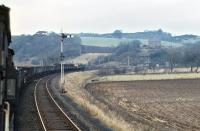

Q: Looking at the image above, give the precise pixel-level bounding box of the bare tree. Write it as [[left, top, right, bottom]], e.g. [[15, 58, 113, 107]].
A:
[[166, 48, 183, 72]]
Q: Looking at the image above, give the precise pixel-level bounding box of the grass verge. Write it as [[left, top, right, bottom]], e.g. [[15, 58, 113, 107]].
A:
[[63, 71, 134, 131]]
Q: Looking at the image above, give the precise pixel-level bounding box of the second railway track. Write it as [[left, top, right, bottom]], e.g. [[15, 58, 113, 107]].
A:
[[34, 75, 81, 131]]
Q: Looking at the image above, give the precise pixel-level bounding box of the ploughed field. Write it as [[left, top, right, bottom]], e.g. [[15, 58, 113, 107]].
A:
[[85, 79, 200, 130]]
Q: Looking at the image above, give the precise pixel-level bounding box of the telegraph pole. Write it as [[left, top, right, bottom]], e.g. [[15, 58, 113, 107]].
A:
[[60, 33, 73, 93], [127, 56, 130, 67], [60, 33, 66, 93]]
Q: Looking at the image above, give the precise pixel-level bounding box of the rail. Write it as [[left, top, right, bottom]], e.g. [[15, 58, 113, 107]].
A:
[[34, 76, 81, 131]]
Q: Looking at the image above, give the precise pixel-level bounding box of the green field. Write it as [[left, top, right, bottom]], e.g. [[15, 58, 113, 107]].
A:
[[81, 37, 182, 47], [81, 37, 132, 47]]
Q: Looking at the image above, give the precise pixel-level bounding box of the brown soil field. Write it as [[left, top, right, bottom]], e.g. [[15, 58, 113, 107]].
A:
[[85, 79, 200, 131]]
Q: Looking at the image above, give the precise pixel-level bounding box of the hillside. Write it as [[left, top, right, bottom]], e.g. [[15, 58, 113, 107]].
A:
[[80, 37, 182, 47], [80, 29, 200, 47], [64, 53, 111, 64]]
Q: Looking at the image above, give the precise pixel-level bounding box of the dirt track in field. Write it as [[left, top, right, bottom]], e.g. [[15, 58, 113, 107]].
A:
[[85, 79, 200, 130]]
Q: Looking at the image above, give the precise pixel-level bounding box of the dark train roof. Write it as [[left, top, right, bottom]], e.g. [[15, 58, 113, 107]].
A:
[[0, 5, 11, 43]]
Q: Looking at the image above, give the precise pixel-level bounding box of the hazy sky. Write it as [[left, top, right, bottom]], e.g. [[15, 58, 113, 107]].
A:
[[1, 0, 200, 35]]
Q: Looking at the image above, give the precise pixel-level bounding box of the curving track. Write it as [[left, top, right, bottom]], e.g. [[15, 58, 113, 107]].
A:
[[34, 75, 81, 131]]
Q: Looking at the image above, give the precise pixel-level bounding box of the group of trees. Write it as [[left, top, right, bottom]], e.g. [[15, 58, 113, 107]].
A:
[[91, 40, 142, 66], [148, 41, 200, 72], [112, 30, 123, 39], [110, 40, 141, 65], [167, 42, 200, 72], [94, 39, 200, 73], [12, 32, 81, 65]]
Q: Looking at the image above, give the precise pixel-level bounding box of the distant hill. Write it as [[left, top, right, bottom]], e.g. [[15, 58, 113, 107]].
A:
[[11, 30, 200, 65], [80, 29, 200, 44]]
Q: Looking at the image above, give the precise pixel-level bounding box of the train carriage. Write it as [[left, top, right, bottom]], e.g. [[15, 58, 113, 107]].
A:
[[0, 5, 15, 131]]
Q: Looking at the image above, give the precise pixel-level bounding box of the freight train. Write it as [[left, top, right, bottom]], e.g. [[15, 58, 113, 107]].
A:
[[0, 5, 84, 131]]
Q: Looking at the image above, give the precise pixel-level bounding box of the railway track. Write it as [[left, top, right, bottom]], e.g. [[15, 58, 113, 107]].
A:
[[34, 76, 81, 131]]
